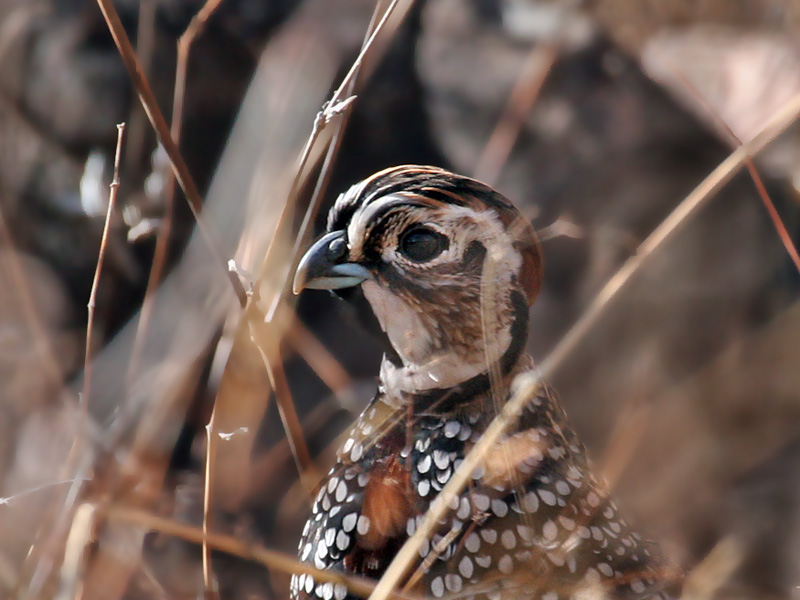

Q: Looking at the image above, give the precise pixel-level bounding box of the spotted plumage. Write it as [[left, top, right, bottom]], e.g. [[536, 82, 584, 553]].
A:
[[291, 166, 681, 600]]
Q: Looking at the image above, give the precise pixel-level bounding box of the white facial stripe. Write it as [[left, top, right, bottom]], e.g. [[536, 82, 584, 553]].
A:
[[346, 195, 411, 260]]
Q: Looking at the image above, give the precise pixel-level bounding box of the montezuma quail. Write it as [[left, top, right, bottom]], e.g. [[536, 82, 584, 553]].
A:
[[291, 166, 680, 600]]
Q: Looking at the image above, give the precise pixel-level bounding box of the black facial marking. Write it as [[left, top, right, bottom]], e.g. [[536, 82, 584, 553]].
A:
[[462, 240, 486, 269], [375, 262, 439, 303]]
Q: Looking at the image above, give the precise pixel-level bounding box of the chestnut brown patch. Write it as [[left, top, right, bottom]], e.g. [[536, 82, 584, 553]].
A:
[[358, 456, 413, 551]]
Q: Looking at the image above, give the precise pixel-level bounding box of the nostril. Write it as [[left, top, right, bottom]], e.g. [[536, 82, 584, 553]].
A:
[[327, 237, 348, 262]]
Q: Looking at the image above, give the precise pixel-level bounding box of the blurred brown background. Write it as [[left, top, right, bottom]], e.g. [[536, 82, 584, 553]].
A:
[[0, 0, 798, 598]]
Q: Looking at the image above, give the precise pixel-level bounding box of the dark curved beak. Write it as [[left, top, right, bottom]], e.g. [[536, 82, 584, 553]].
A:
[[293, 231, 371, 294]]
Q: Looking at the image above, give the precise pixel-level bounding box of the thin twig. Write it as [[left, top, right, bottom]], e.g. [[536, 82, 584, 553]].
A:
[[104, 506, 419, 600], [0, 209, 62, 389], [83, 122, 126, 413], [19, 177, 130, 598], [286, 319, 353, 400], [203, 407, 219, 598], [367, 90, 800, 600], [474, 43, 558, 186], [667, 64, 800, 275], [94, 0, 247, 307], [253, 326, 317, 488], [123, 0, 156, 179]]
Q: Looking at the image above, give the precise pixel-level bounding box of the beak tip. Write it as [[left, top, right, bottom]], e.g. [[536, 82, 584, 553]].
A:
[[291, 278, 302, 296]]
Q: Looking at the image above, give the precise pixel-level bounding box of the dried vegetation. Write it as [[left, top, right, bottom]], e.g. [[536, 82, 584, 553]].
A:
[[0, 0, 798, 599]]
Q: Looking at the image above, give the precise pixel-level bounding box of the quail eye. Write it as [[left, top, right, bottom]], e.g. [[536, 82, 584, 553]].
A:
[[398, 227, 449, 263]]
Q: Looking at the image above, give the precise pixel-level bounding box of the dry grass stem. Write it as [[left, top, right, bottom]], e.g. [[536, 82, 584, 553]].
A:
[[123, 0, 156, 178], [286, 319, 353, 400], [203, 406, 220, 597], [401, 526, 461, 593], [681, 537, 743, 600], [599, 403, 650, 490], [0, 208, 62, 388], [93, 0, 247, 307], [255, 330, 316, 488], [541, 89, 800, 374], [83, 122, 126, 413], [368, 89, 800, 600], [55, 504, 97, 600], [668, 64, 800, 275], [474, 43, 559, 186]]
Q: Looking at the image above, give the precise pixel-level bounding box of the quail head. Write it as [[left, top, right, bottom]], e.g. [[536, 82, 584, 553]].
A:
[[291, 165, 680, 600]]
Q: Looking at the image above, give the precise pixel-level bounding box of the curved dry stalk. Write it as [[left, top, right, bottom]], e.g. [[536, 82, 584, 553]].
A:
[[366, 89, 800, 600]]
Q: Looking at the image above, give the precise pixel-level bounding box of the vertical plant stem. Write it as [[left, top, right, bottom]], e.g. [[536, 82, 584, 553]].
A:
[[203, 406, 219, 598], [83, 123, 126, 414]]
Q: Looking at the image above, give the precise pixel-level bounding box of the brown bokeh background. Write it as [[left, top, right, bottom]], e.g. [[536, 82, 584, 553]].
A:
[[0, 1, 798, 598]]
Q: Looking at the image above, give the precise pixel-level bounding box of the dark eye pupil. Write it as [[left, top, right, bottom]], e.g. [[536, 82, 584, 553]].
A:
[[399, 227, 448, 262]]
